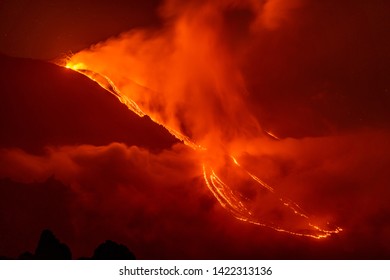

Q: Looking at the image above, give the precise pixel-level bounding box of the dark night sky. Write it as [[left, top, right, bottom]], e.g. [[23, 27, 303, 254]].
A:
[[0, 0, 162, 59], [0, 0, 390, 259]]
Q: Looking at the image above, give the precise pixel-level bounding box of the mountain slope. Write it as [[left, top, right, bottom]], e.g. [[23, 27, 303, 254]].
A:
[[0, 54, 177, 153]]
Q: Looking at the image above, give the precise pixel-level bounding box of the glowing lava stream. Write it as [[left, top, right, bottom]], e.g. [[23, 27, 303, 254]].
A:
[[203, 159, 342, 239], [63, 61, 342, 239], [65, 64, 203, 150]]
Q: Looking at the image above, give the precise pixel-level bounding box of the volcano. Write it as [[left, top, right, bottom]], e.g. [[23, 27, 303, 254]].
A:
[[0, 0, 390, 260], [1, 53, 389, 260], [0, 54, 177, 153]]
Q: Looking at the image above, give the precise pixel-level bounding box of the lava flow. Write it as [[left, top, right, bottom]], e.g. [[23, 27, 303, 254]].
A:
[[59, 0, 342, 239], [62, 60, 341, 239]]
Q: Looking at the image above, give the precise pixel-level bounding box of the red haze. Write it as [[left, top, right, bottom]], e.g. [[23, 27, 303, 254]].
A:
[[1, 0, 390, 259]]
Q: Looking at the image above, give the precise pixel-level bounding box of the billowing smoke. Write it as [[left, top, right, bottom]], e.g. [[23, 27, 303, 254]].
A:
[[66, 0, 297, 151]]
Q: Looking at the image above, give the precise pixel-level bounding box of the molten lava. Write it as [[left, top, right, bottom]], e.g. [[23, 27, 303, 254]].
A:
[[59, 0, 342, 239], [62, 60, 341, 239]]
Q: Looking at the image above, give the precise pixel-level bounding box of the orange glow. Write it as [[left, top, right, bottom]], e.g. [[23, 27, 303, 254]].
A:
[[60, 0, 342, 239], [63, 62, 341, 239]]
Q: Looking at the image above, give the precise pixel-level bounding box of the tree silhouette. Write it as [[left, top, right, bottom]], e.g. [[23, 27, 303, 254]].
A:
[[34, 229, 72, 260], [92, 240, 136, 260]]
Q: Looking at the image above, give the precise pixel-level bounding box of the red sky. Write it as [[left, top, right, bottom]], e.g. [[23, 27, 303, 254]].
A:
[[0, 0, 389, 259]]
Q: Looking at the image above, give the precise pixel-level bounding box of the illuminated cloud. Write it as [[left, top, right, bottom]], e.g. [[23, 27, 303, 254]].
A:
[[1, 0, 389, 259]]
